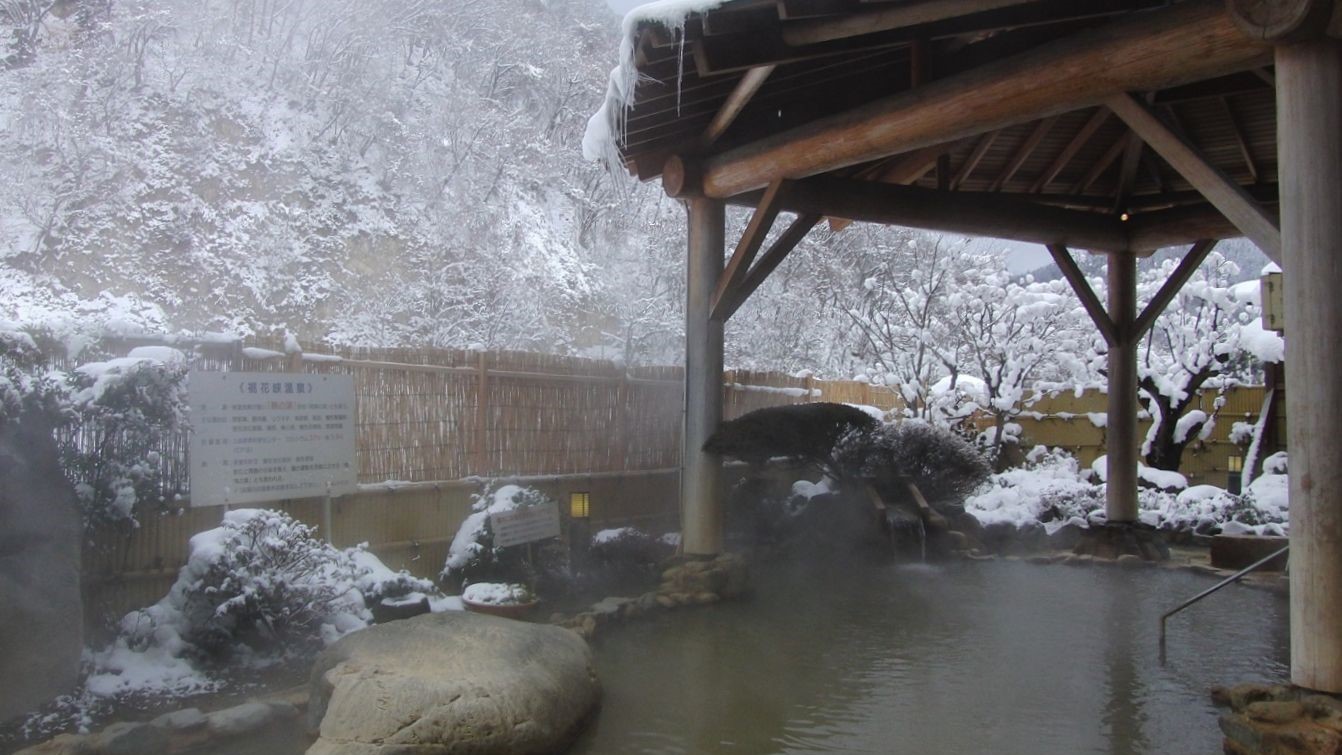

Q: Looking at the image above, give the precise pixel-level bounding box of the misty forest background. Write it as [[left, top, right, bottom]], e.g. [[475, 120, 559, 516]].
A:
[[1, 0, 1270, 382]]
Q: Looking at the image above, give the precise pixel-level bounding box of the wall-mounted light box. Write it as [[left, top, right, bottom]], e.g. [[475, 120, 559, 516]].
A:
[[570, 492, 590, 518]]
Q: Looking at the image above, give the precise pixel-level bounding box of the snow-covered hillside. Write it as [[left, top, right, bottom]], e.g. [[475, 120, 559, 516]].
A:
[[1, 0, 692, 357]]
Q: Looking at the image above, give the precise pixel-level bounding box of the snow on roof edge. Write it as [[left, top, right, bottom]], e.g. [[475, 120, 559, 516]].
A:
[[583, 0, 729, 164]]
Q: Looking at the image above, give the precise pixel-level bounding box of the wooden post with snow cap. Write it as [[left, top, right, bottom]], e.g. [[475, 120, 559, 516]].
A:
[[1105, 252, 1140, 523], [1275, 31, 1342, 694], [682, 196, 725, 556]]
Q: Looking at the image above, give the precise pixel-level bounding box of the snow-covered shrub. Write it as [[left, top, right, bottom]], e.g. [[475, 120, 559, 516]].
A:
[[966, 446, 1290, 537], [119, 509, 368, 663], [588, 527, 666, 569], [350, 546, 436, 606], [1152, 470, 1288, 536], [835, 419, 991, 502], [0, 323, 66, 426], [966, 446, 1104, 529], [441, 485, 565, 591], [61, 349, 189, 526]]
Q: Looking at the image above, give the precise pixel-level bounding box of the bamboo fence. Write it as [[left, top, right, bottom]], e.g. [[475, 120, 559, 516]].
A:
[[69, 337, 1272, 627]]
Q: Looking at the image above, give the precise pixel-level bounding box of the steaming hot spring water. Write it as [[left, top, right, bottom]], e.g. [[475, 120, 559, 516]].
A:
[[206, 554, 1287, 754]]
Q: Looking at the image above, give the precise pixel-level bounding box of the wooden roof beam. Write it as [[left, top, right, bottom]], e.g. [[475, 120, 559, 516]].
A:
[[693, 0, 1272, 199], [725, 175, 1130, 250], [1107, 91, 1281, 262], [1046, 243, 1118, 346], [1125, 203, 1269, 251], [711, 179, 789, 321], [702, 65, 777, 146], [715, 214, 824, 321], [1132, 238, 1218, 339]]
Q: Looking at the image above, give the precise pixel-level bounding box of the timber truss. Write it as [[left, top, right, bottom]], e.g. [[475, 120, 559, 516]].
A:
[[605, 0, 1313, 324]]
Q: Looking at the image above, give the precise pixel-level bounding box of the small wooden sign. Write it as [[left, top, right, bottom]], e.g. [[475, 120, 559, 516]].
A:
[[491, 502, 561, 548]]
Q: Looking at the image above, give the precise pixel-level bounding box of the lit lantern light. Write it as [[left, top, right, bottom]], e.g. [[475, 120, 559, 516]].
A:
[[570, 491, 591, 518], [1227, 456, 1244, 473]]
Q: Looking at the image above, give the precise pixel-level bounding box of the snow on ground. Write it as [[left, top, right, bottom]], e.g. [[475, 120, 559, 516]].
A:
[[1089, 454, 1189, 490]]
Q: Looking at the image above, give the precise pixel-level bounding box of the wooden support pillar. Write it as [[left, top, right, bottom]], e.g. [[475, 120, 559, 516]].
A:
[[1106, 252, 1139, 523], [682, 198, 726, 556], [1277, 36, 1342, 694]]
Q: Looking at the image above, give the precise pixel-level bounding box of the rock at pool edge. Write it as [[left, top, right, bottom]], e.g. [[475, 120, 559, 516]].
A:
[[306, 611, 600, 755]]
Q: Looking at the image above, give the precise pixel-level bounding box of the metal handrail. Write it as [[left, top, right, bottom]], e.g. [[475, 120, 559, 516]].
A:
[[1159, 545, 1289, 656]]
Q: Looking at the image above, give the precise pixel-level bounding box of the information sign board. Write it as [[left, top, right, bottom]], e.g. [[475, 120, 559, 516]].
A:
[[491, 502, 561, 548], [188, 371, 357, 506]]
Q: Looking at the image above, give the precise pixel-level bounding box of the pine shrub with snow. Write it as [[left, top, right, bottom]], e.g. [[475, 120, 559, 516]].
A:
[[834, 420, 991, 503], [118, 509, 368, 664], [441, 485, 566, 591]]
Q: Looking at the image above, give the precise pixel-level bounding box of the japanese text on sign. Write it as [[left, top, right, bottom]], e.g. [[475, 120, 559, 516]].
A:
[[491, 502, 561, 548], [188, 371, 357, 506]]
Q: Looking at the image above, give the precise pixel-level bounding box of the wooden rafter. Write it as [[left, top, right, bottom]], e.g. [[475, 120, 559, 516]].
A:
[[1132, 238, 1218, 339], [1218, 95, 1259, 182], [950, 131, 999, 189], [1107, 92, 1281, 262], [1140, 150, 1167, 194], [1046, 243, 1118, 346], [829, 141, 949, 231], [715, 214, 823, 321], [1029, 107, 1109, 193], [989, 116, 1056, 191], [702, 65, 777, 146], [711, 179, 789, 321], [780, 0, 1043, 46], [1112, 130, 1145, 214], [1070, 132, 1129, 195]]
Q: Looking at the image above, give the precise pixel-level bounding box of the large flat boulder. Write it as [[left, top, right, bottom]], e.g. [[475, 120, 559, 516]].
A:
[[0, 413, 83, 723], [306, 611, 599, 755]]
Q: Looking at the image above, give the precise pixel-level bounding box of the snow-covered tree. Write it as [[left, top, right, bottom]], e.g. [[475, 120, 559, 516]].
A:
[[947, 272, 1088, 466], [1085, 251, 1283, 472], [841, 232, 989, 418]]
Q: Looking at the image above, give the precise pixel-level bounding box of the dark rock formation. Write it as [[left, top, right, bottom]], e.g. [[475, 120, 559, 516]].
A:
[[0, 412, 83, 723], [703, 403, 879, 474]]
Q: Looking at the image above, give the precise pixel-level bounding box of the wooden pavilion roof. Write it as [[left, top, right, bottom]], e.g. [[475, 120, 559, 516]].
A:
[[601, 0, 1286, 255]]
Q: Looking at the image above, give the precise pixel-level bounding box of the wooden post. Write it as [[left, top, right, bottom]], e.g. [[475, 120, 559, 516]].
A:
[[1277, 36, 1342, 694], [682, 198, 725, 556], [474, 351, 489, 476], [1106, 252, 1139, 523]]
